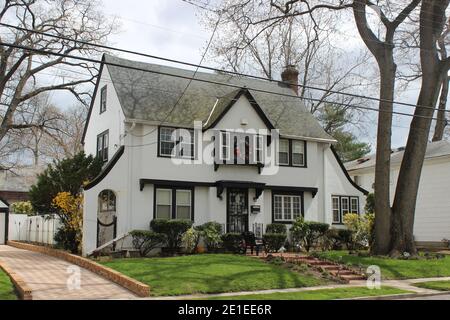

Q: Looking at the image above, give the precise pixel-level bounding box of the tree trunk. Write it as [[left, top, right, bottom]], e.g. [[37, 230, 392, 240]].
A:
[[390, 0, 449, 256], [432, 77, 449, 142], [371, 56, 396, 256], [390, 73, 442, 256]]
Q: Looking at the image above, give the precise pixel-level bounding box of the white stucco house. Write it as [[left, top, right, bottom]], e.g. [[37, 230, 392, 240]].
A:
[[346, 140, 450, 247], [81, 54, 368, 256]]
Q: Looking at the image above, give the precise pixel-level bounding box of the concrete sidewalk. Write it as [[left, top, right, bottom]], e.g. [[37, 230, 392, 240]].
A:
[[0, 245, 136, 300], [145, 278, 450, 300]]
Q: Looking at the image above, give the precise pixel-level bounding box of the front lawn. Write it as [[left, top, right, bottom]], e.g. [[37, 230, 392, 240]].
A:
[[316, 251, 450, 280], [100, 254, 328, 296], [0, 269, 17, 300], [414, 281, 450, 291], [206, 286, 410, 300]]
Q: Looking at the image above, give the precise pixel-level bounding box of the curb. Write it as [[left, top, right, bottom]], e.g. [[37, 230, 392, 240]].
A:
[[7, 241, 150, 298], [0, 260, 32, 300], [344, 291, 450, 300]]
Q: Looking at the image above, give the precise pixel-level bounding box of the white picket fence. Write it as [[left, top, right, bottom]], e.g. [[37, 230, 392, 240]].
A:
[[8, 214, 61, 245]]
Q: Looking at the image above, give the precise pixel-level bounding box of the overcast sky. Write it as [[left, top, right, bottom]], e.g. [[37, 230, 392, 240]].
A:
[[55, 0, 423, 150]]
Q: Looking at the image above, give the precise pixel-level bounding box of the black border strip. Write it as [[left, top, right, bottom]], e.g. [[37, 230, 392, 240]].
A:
[[83, 146, 125, 191], [330, 145, 369, 195]]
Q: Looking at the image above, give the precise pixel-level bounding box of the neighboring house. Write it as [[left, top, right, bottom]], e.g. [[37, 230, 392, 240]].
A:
[[0, 166, 42, 205], [81, 54, 367, 256], [346, 140, 450, 247]]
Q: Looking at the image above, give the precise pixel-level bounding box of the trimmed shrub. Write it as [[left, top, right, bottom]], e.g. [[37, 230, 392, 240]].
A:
[[150, 219, 193, 253], [343, 213, 374, 250], [324, 229, 354, 250], [196, 222, 223, 252], [365, 193, 375, 214], [263, 233, 287, 253], [265, 224, 287, 235], [182, 228, 200, 254], [291, 218, 329, 252], [221, 233, 243, 253], [130, 230, 167, 257]]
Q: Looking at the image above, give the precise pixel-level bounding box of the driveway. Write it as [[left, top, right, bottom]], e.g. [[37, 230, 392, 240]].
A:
[[0, 245, 136, 300]]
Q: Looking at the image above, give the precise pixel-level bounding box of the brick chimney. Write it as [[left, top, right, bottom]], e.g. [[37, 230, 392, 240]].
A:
[[281, 65, 299, 96]]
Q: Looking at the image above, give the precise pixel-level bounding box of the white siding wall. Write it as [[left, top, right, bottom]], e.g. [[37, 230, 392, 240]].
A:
[[84, 66, 126, 159], [349, 157, 450, 242]]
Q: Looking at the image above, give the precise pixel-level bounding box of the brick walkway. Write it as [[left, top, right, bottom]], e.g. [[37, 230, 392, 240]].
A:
[[0, 245, 136, 300]]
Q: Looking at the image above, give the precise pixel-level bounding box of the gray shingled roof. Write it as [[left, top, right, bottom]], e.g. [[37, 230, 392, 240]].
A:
[[104, 55, 334, 141], [345, 140, 450, 172]]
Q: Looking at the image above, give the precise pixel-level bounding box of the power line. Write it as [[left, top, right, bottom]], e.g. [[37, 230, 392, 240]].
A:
[[0, 22, 437, 112], [0, 40, 442, 123]]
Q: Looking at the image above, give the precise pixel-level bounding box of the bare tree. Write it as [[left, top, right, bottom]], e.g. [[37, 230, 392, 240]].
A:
[[0, 0, 117, 156], [391, 0, 450, 255]]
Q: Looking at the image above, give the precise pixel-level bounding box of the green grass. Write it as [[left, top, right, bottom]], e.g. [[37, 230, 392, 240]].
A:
[[100, 254, 327, 296], [316, 251, 450, 280], [0, 269, 17, 300], [206, 286, 410, 300], [414, 281, 450, 291]]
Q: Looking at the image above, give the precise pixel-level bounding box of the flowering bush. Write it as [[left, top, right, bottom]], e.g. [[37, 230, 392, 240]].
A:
[[343, 213, 375, 250], [52, 192, 83, 253], [11, 201, 34, 215]]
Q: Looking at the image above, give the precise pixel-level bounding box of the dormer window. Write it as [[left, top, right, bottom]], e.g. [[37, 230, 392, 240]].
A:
[[100, 85, 107, 114], [292, 140, 305, 167], [278, 139, 290, 165], [158, 126, 194, 159]]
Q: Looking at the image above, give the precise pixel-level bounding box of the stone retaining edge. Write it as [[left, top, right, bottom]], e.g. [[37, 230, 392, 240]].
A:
[[7, 241, 150, 297], [0, 259, 33, 300]]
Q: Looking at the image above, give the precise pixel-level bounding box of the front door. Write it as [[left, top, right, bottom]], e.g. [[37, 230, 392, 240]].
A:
[[227, 188, 249, 233]]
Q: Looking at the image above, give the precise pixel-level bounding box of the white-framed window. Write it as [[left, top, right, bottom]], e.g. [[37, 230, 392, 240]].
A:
[[97, 130, 109, 162], [159, 127, 194, 159], [176, 190, 192, 220], [350, 197, 359, 214], [292, 140, 305, 167], [100, 85, 107, 114], [155, 187, 193, 220], [220, 131, 231, 161], [278, 139, 290, 165], [155, 189, 172, 219], [332, 196, 360, 224], [332, 196, 341, 224], [273, 194, 302, 222], [341, 197, 349, 216], [254, 135, 264, 163]]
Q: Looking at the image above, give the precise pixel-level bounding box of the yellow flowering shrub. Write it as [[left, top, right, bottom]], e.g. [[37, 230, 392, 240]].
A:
[[52, 192, 83, 252]]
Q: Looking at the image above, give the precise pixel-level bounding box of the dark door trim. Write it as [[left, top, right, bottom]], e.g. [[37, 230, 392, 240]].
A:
[[226, 188, 249, 233]]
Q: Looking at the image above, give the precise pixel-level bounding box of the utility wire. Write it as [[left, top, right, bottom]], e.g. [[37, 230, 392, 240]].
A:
[[0, 41, 442, 122], [0, 22, 439, 112]]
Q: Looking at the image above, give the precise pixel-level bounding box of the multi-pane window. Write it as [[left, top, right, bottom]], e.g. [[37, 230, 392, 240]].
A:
[[155, 187, 193, 220], [97, 131, 109, 163], [254, 135, 264, 163], [292, 140, 305, 167], [99, 190, 116, 212], [156, 189, 172, 219], [278, 139, 290, 165], [100, 86, 107, 114], [159, 127, 194, 159], [277, 138, 306, 167], [273, 194, 303, 222], [350, 197, 359, 214], [220, 132, 231, 161], [332, 196, 360, 224], [176, 190, 192, 220], [332, 197, 341, 224]]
